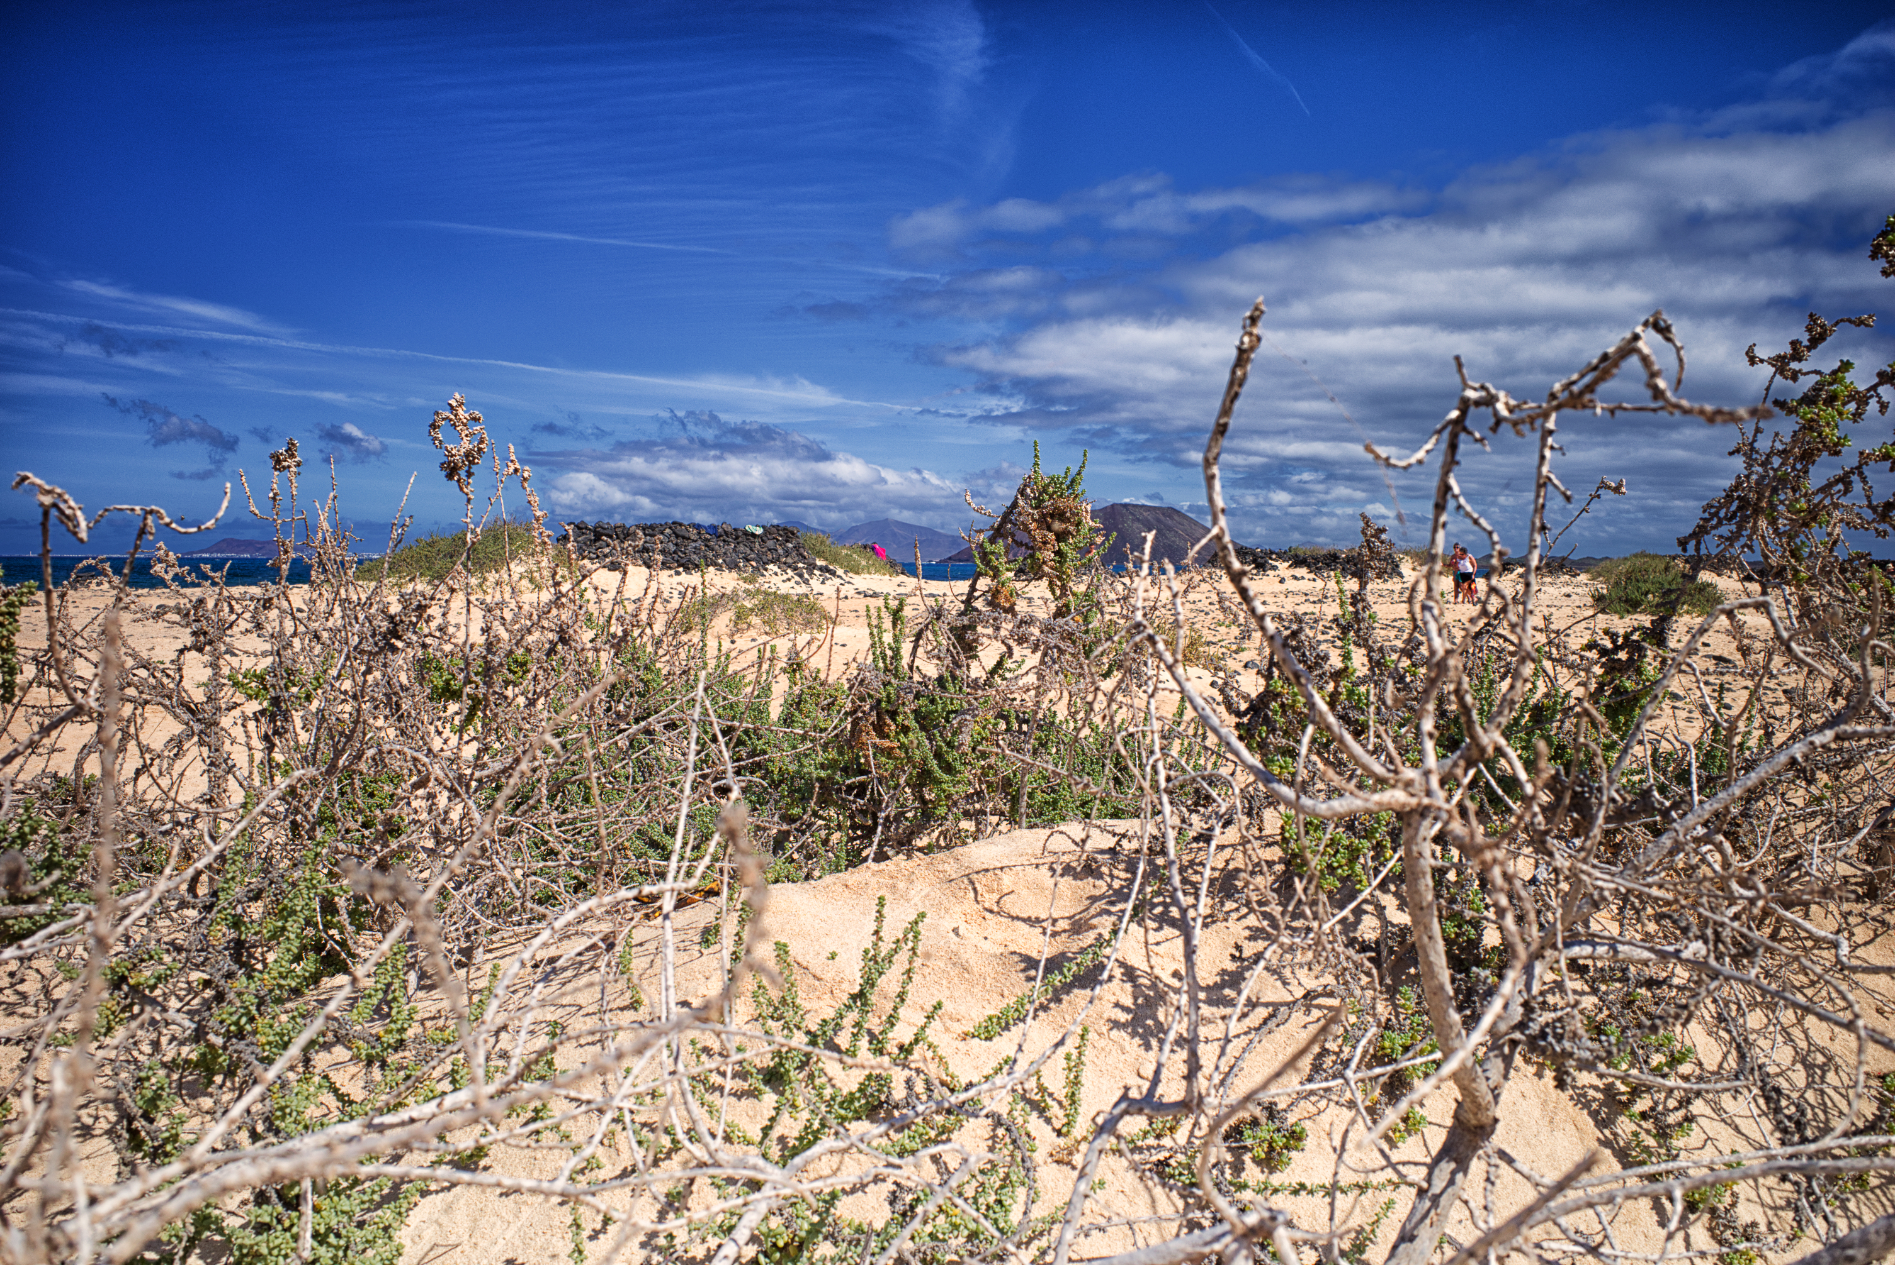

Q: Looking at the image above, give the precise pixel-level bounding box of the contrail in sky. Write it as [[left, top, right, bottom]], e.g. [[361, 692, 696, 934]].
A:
[[403, 221, 734, 255], [399, 221, 941, 279], [1201, 1, 1311, 117], [3, 308, 918, 412]]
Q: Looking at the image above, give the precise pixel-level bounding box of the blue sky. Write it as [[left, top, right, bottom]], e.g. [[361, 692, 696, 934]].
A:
[[3, 1, 1893, 556]]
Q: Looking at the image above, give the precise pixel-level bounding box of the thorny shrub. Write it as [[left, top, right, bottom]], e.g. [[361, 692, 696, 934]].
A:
[[0, 216, 1893, 1265]]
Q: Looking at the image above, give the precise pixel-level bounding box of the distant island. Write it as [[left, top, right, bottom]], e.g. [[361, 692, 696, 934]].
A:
[[830, 518, 966, 563], [171, 506, 1234, 567], [937, 503, 1211, 567], [183, 538, 280, 557]]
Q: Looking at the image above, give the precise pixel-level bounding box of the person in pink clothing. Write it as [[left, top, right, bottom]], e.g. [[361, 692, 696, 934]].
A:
[[871, 543, 887, 562]]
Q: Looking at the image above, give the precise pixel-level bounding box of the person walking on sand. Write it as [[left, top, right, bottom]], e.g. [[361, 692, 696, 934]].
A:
[[1452, 543, 1477, 604]]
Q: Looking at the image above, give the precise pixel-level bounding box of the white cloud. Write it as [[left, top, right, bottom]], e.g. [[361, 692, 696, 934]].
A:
[[0, 305, 920, 418], [915, 98, 1895, 549], [550, 471, 640, 515], [1771, 18, 1895, 99], [314, 420, 389, 461], [400, 221, 731, 256], [887, 172, 1420, 256], [539, 411, 975, 532], [0, 371, 127, 397]]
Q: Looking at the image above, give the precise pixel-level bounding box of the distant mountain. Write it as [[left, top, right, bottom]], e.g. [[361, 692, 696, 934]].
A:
[[938, 503, 1214, 567], [183, 538, 278, 557], [833, 518, 966, 563], [937, 539, 1021, 564], [1092, 504, 1212, 567], [774, 520, 822, 535]]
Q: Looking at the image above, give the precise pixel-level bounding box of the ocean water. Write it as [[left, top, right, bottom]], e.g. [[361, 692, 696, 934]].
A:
[[5, 556, 977, 588], [896, 561, 979, 582], [896, 561, 1171, 581], [4, 555, 1238, 591], [0, 556, 314, 589]]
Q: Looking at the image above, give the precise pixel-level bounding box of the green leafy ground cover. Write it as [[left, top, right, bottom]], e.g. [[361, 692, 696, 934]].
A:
[[797, 531, 907, 576], [1589, 552, 1723, 616]]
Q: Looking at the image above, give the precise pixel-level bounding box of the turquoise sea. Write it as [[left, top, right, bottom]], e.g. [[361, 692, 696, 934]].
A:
[[897, 561, 980, 582], [0, 556, 314, 589]]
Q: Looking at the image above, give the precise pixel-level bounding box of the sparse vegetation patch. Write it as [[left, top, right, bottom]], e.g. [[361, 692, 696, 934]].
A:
[[357, 520, 555, 583], [1589, 551, 1724, 616], [797, 529, 906, 576]]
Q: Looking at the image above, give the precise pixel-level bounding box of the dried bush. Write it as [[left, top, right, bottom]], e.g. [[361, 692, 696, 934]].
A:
[[1, 218, 1893, 1265], [0, 402, 1202, 1263]]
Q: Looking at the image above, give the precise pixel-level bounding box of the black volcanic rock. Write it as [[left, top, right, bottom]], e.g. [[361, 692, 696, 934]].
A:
[[1228, 544, 1279, 574], [1261, 547, 1400, 580], [933, 499, 1405, 580], [554, 521, 843, 580]]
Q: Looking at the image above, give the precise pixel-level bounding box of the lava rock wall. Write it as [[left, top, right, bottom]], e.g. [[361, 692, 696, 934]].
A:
[[1226, 543, 1401, 580], [556, 522, 843, 580]]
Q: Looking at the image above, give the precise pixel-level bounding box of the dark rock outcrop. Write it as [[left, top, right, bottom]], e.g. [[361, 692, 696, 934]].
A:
[[1228, 544, 1279, 574], [556, 522, 842, 579], [1240, 546, 1400, 580]]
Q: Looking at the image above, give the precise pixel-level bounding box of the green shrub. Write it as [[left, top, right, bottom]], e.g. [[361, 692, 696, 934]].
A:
[[1590, 553, 1722, 617], [964, 933, 1110, 1040], [732, 589, 829, 635], [0, 806, 89, 944], [1224, 1105, 1308, 1175], [1371, 987, 1437, 1100], [227, 1176, 419, 1265], [961, 443, 1109, 619], [103, 844, 433, 1265], [674, 583, 831, 637], [675, 586, 737, 632], [798, 531, 905, 576], [1, 580, 35, 705], [1147, 618, 1218, 669]]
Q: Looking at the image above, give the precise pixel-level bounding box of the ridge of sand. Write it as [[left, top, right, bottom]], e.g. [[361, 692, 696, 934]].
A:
[[398, 824, 1652, 1264]]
